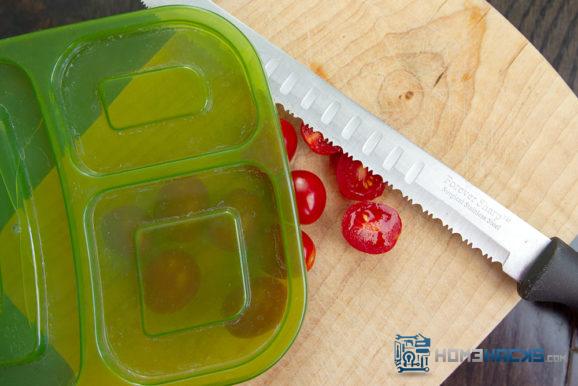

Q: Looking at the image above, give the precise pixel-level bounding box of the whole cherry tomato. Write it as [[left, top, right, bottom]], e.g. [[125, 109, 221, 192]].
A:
[[291, 170, 327, 225], [301, 231, 316, 271], [280, 119, 298, 161], [300, 123, 341, 155], [335, 154, 385, 201], [342, 201, 402, 254], [143, 249, 200, 313]]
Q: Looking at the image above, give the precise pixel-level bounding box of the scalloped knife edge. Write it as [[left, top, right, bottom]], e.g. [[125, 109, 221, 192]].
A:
[[142, 0, 578, 309]]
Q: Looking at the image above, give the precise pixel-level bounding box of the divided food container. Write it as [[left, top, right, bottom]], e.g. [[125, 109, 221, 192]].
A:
[[0, 6, 306, 385]]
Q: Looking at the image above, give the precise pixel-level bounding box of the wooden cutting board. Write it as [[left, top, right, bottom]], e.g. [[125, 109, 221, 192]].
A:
[[214, 0, 578, 384]]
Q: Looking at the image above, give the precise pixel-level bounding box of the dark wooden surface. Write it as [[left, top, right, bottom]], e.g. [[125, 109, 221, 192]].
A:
[[0, 1, 576, 385]]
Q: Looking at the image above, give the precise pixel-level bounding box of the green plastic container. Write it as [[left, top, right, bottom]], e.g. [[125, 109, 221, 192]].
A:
[[0, 6, 306, 385]]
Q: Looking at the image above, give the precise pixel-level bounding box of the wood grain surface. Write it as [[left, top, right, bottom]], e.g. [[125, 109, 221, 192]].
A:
[[210, 0, 578, 384], [445, 1, 578, 385], [1, 0, 577, 385]]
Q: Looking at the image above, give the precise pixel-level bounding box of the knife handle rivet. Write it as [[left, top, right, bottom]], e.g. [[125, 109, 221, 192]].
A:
[[321, 101, 340, 124], [341, 116, 361, 140]]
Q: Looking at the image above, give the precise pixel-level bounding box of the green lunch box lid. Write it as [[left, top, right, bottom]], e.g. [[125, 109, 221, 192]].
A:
[[0, 5, 307, 385]]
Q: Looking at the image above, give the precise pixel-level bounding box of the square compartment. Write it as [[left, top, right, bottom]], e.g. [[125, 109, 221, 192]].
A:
[[135, 209, 249, 337]]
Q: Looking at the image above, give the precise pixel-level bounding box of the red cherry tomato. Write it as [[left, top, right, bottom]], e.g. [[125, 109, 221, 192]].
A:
[[335, 154, 385, 200], [300, 123, 341, 155], [301, 231, 316, 271], [341, 201, 402, 254], [291, 170, 327, 225], [280, 119, 298, 161], [329, 151, 342, 171]]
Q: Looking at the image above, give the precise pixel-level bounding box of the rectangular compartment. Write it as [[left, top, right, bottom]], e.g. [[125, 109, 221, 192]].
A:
[[56, 24, 258, 175], [0, 62, 79, 385]]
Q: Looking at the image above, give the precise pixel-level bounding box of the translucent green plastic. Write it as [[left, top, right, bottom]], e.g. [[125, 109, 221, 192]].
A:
[[0, 6, 306, 385]]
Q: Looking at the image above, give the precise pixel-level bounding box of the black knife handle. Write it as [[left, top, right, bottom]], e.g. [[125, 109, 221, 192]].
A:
[[518, 237, 578, 309]]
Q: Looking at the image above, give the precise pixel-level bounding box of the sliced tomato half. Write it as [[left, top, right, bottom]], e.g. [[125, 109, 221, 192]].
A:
[[300, 123, 341, 155], [280, 118, 298, 160], [341, 201, 402, 254], [301, 231, 316, 271], [335, 154, 385, 200]]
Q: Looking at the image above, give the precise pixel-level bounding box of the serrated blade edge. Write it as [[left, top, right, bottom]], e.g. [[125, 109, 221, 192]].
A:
[[143, 0, 550, 281]]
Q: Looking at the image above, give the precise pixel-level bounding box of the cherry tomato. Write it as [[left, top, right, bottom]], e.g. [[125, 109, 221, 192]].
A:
[[222, 276, 287, 338], [301, 231, 316, 271], [329, 151, 342, 171], [154, 177, 209, 219], [280, 119, 298, 161], [341, 201, 402, 254], [336, 154, 385, 200], [300, 123, 341, 155], [101, 205, 148, 257], [291, 170, 327, 225], [143, 249, 200, 313]]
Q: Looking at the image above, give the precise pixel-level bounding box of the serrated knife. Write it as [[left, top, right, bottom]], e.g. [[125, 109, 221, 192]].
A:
[[143, 0, 578, 309]]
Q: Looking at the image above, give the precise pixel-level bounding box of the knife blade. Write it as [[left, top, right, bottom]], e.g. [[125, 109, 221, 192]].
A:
[[142, 0, 578, 309]]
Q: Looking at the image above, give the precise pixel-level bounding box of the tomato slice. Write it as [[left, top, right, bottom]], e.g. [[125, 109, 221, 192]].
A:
[[341, 201, 402, 254], [280, 118, 298, 160], [300, 123, 341, 155], [329, 150, 342, 171], [301, 231, 316, 271], [291, 170, 327, 225], [335, 154, 385, 200]]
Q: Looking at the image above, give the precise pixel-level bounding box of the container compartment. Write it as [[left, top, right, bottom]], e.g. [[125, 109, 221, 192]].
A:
[[0, 62, 79, 384], [56, 24, 258, 175], [87, 165, 289, 383], [0, 107, 43, 365]]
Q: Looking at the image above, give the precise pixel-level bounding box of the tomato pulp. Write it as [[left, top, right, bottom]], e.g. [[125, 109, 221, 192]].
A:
[[335, 154, 385, 201], [341, 201, 401, 254], [300, 123, 341, 155]]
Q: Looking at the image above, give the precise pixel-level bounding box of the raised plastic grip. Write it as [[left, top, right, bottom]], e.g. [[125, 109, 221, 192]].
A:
[[518, 237, 578, 309]]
